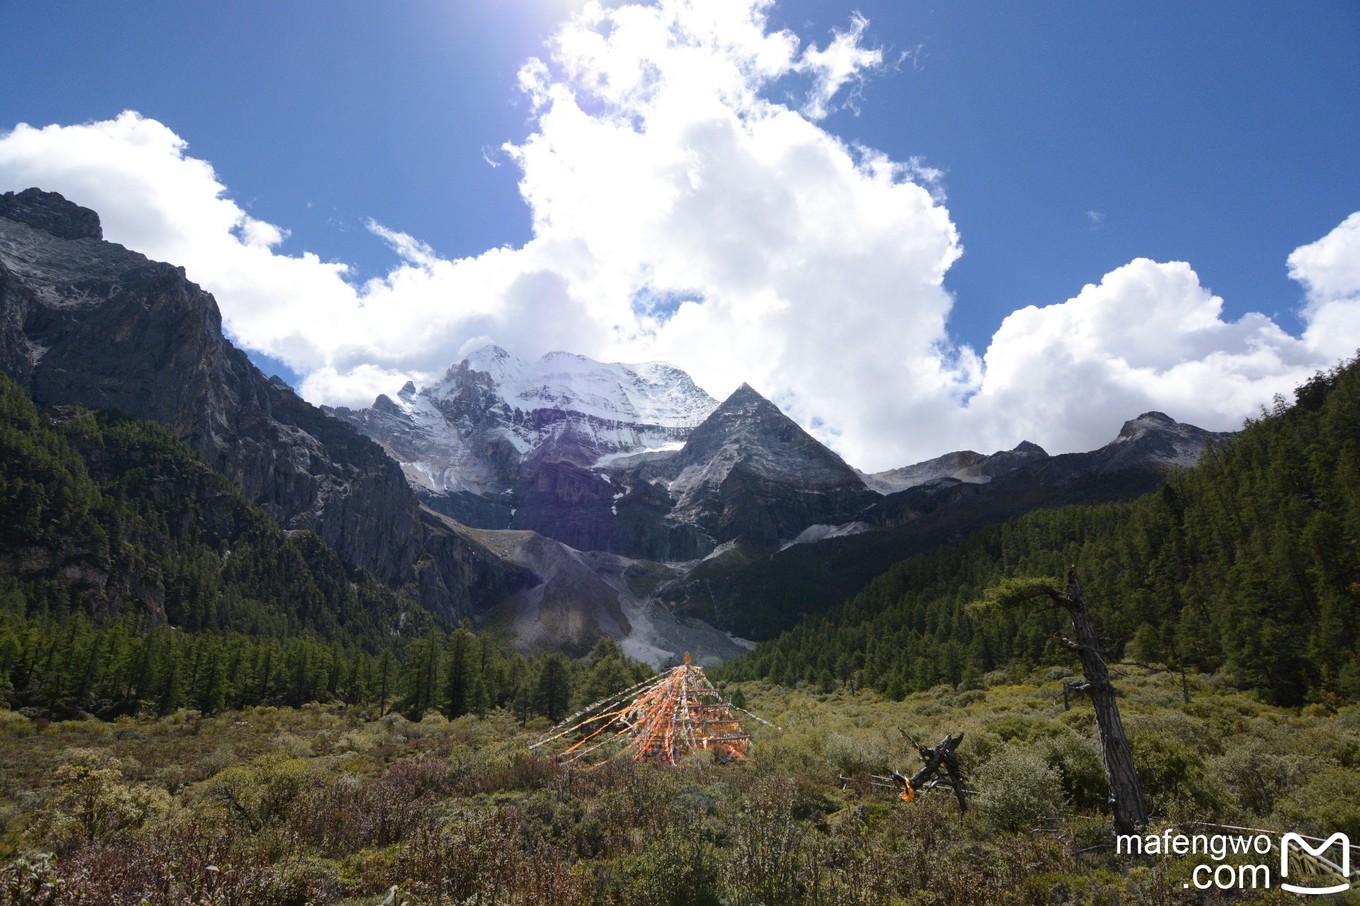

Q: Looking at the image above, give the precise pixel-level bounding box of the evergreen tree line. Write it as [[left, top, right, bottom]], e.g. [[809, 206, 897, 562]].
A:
[[0, 373, 658, 721], [0, 585, 650, 722], [0, 373, 417, 647], [725, 356, 1360, 707]]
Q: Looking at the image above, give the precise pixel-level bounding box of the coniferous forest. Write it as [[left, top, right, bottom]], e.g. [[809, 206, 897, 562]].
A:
[[725, 357, 1360, 708], [1, 360, 1358, 903], [0, 373, 645, 724]]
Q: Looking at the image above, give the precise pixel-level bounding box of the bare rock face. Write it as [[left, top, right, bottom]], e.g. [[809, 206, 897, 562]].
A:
[[508, 458, 709, 562], [0, 188, 525, 620], [651, 383, 879, 550], [0, 188, 102, 241], [1097, 411, 1233, 473]]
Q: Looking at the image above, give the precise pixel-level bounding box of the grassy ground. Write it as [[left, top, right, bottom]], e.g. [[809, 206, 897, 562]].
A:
[[2, 665, 1357, 904]]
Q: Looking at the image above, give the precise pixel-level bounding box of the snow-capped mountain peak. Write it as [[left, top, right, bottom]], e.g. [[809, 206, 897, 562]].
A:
[[331, 346, 719, 512], [429, 346, 715, 429]]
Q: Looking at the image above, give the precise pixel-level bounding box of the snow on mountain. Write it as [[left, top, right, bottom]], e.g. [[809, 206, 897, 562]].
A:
[[331, 346, 719, 501], [440, 347, 715, 428]]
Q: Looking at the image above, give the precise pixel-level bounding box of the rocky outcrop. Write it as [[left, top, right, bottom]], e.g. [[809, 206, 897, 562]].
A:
[[863, 441, 1049, 493], [1095, 411, 1233, 473], [0, 188, 102, 241], [653, 384, 879, 549], [0, 188, 525, 620]]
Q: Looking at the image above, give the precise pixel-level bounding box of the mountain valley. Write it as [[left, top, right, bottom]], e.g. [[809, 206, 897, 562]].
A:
[[1, 188, 1234, 665], [4, 185, 1360, 904]]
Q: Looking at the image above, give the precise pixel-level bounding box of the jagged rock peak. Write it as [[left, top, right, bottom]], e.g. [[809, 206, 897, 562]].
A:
[[453, 344, 516, 382], [663, 381, 876, 547], [688, 383, 786, 436], [1098, 411, 1233, 473], [331, 345, 721, 517], [1117, 411, 1178, 437], [674, 382, 864, 486], [0, 188, 103, 241], [1012, 440, 1047, 455], [723, 383, 767, 406]]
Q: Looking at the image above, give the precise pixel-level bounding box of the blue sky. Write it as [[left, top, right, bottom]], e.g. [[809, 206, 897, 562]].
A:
[[780, 0, 1360, 341], [2, 0, 1358, 469]]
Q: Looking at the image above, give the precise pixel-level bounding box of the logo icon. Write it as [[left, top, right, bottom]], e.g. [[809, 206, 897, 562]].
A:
[[1280, 832, 1352, 895]]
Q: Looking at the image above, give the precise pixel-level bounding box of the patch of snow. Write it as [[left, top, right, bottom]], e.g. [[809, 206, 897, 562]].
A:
[[27, 340, 49, 367], [701, 539, 742, 562], [594, 440, 686, 468], [780, 521, 874, 550], [727, 633, 757, 652]]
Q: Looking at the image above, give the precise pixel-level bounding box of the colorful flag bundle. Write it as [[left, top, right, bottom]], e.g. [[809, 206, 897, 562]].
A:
[[530, 654, 764, 767]]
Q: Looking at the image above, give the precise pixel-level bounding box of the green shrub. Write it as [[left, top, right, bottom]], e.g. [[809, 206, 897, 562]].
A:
[[824, 732, 893, 776], [607, 815, 721, 906], [1129, 729, 1229, 819], [1036, 730, 1106, 811], [0, 852, 64, 906], [973, 745, 1068, 831], [1271, 766, 1360, 840], [38, 749, 169, 849], [1212, 740, 1333, 818], [196, 754, 316, 832]]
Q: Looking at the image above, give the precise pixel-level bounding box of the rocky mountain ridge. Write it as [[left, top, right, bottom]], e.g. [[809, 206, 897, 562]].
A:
[[0, 188, 528, 621], [0, 188, 1238, 664], [345, 349, 1230, 565], [862, 441, 1049, 493], [335, 328, 1234, 650]]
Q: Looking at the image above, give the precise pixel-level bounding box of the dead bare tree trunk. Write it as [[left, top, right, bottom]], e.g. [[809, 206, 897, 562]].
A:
[[894, 731, 969, 814], [1051, 569, 1148, 836]]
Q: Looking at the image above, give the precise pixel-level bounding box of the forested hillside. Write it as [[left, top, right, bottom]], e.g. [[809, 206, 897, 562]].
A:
[[727, 357, 1360, 706], [0, 375, 645, 721]]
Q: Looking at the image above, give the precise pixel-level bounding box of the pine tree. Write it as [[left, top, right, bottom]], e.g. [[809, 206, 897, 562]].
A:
[[533, 655, 572, 723]]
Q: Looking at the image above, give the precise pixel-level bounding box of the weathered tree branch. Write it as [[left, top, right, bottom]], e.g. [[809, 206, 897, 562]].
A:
[[984, 568, 1148, 835]]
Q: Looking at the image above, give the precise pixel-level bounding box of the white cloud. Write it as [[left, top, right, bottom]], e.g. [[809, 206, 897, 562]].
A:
[[2, 1, 1358, 473], [798, 12, 883, 119], [959, 258, 1326, 456], [1289, 212, 1360, 361], [505, 0, 966, 466], [0, 112, 599, 404]]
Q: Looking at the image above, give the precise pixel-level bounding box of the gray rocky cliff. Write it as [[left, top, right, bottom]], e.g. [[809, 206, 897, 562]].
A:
[[0, 188, 526, 620], [652, 383, 879, 549]]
